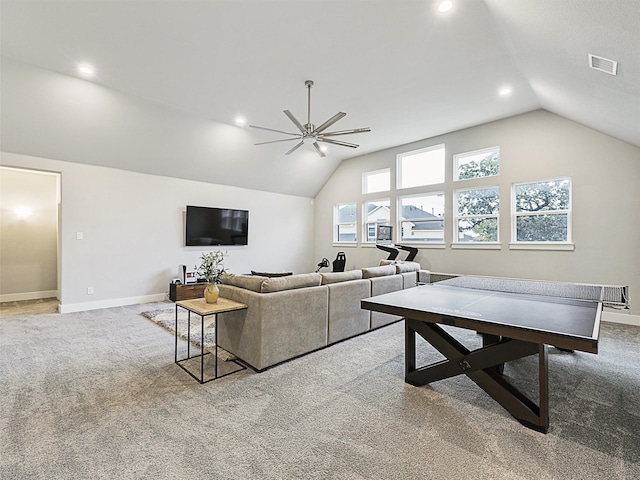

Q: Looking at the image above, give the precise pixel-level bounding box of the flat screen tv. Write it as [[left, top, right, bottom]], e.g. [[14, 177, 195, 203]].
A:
[[185, 205, 249, 246]]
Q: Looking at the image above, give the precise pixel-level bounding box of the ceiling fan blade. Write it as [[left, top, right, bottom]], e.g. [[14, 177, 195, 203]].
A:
[[249, 124, 299, 136], [313, 112, 346, 134], [312, 142, 326, 158], [283, 110, 306, 133], [285, 141, 304, 155], [255, 138, 301, 146], [320, 127, 371, 137], [317, 137, 359, 149]]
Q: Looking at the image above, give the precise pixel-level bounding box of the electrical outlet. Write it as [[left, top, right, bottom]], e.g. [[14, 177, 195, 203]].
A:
[[76, 232, 84, 240], [87, 287, 94, 295]]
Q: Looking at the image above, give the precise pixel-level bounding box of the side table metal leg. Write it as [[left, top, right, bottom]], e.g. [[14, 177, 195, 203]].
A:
[[200, 313, 204, 384], [214, 313, 218, 380], [187, 311, 191, 359], [175, 305, 178, 363]]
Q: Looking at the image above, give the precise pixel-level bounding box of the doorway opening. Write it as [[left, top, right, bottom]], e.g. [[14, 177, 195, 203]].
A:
[[0, 166, 61, 315]]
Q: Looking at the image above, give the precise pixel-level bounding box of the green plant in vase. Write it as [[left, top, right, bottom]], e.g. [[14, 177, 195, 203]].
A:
[[196, 251, 227, 303]]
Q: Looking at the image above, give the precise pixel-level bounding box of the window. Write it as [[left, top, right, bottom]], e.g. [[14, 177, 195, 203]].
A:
[[397, 144, 445, 189], [364, 199, 390, 243], [363, 169, 390, 194], [454, 146, 500, 181], [455, 186, 500, 242], [399, 193, 444, 243], [334, 203, 357, 242], [512, 178, 571, 243]]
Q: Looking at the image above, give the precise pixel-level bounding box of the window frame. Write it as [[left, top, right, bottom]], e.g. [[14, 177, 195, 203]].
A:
[[333, 202, 358, 244], [398, 192, 445, 244], [453, 185, 500, 246], [362, 168, 390, 195], [396, 144, 446, 190], [510, 176, 573, 250], [363, 198, 391, 244], [453, 146, 500, 182]]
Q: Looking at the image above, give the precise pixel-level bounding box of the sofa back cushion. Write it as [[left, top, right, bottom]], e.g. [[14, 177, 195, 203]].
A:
[[379, 260, 421, 274], [222, 274, 265, 293], [261, 272, 323, 293], [394, 261, 421, 274], [361, 265, 397, 279], [321, 269, 363, 285]]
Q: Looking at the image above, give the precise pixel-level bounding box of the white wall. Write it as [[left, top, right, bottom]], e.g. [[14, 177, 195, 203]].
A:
[[314, 110, 640, 318], [0, 167, 59, 301], [1, 57, 339, 198], [1, 152, 315, 313]]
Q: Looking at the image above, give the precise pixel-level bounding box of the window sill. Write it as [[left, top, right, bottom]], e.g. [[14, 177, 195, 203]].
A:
[[451, 242, 502, 250], [508, 242, 575, 251], [332, 243, 358, 248]]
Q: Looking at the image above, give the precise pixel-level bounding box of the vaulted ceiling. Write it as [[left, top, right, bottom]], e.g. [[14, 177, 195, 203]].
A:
[[1, 1, 638, 197]]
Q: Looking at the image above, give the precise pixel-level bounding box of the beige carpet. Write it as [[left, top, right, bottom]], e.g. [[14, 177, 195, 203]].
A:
[[1, 302, 639, 479]]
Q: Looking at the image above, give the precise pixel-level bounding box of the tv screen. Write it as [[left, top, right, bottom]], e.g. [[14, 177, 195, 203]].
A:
[[185, 205, 249, 246]]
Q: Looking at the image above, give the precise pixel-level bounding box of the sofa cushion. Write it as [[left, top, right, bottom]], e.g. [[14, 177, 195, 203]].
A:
[[250, 270, 293, 278], [222, 274, 265, 292], [321, 269, 363, 285], [379, 259, 421, 274], [361, 265, 397, 279], [394, 261, 421, 274], [260, 272, 322, 293]]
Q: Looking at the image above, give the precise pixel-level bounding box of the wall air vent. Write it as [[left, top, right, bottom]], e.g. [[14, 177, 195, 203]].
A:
[[588, 54, 618, 76]]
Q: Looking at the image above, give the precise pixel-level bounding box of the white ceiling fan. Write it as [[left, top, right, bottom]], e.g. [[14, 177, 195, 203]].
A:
[[250, 80, 370, 157]]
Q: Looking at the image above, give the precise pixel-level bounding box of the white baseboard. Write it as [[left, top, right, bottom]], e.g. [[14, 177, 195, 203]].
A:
[[602, 310, 640, 327], [59, 293, 168, 314], [0, 290, 59, 303]]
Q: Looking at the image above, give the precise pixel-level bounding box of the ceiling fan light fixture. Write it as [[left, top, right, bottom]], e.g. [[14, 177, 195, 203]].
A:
[[250, 80, 370, 157]]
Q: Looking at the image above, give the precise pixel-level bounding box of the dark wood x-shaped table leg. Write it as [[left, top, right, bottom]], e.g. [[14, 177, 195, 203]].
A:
[[405, 318, 549, 433]]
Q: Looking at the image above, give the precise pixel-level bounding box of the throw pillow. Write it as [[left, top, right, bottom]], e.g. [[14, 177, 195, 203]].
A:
[[251, 270, 293, 278]]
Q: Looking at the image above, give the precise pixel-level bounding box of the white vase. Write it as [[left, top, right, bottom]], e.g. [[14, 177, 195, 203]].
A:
[[204, 283, 219, 304]]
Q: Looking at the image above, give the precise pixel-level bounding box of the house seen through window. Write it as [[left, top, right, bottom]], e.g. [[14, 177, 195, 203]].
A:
[[334, 203, 357, 242], [399, 193, 445, 243], [364, 199, 390, 243]]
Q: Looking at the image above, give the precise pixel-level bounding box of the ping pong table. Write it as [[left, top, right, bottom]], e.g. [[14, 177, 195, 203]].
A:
[[361, 275, 628, 433]]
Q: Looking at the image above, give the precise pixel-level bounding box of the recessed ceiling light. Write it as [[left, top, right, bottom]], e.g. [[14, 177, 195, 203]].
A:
[[78, 64, 95, 77], [499, 87, 512, 96], [439, 1, 453, 13], [235, 116, 247, 126]]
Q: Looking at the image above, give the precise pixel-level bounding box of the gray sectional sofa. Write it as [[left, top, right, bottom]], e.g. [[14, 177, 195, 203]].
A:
[[217, 262, 421, 371]]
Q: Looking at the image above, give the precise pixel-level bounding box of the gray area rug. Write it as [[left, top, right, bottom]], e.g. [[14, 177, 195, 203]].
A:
[[140, 307, 235, 360], [1, 301, 639, 479]]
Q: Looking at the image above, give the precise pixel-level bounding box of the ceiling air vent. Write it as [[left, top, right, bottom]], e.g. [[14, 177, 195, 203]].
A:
[[588, 54, 618, 76]]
